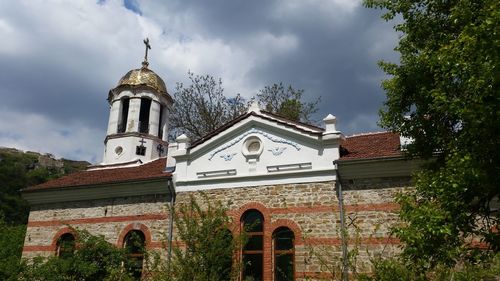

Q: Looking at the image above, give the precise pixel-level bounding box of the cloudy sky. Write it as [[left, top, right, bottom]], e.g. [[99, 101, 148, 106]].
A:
[[0, 0, 398, 163]]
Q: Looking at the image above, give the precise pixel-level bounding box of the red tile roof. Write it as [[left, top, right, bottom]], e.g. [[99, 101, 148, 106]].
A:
[[24, 132, 402, 191], [24, 158, 170, 191], [340, 132, 402, 160]]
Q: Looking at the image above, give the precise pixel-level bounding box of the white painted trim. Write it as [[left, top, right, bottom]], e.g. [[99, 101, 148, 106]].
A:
[[187, 116, 322, 157], [174, 168, 336, 192]]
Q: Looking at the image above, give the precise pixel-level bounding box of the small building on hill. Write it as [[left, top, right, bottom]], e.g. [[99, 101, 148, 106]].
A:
[[21, 54, 420, 280]]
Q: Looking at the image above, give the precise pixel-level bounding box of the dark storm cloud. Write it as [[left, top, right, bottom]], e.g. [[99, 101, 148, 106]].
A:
[[0, 0, 399, 162], [143, 0, 398, 131]]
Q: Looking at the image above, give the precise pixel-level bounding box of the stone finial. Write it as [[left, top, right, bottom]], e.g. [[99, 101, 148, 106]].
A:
[[248, 99, 260, 113], [323, 114, 338, 133], [176, 134, 190, 150]]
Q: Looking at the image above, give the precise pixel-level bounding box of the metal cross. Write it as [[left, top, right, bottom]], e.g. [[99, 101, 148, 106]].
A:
[[143, 38, 151, 63], [157, 144, 165, 156], [139, 138, 147, 147]]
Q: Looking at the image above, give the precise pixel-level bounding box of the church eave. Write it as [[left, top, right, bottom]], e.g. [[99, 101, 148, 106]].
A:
[[21, 176, 172, 205]]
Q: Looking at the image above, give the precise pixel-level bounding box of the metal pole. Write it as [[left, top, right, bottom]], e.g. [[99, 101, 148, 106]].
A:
[[166, 179, 176, 267], [334, 160, 349, 281]]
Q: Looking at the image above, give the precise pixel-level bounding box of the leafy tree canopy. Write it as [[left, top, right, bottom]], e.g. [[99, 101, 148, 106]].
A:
[[169, 72, 320, 140], [0, 215, 26, 281], [163, 194, 244, 281], [365, 0, 499, 274], [169, 71, 248, 140], [257, 82, 320, 123], [20, 229, 135, 281]]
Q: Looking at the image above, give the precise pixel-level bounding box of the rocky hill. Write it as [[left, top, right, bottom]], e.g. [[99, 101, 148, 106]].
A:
[[0, 147, 90, 225]]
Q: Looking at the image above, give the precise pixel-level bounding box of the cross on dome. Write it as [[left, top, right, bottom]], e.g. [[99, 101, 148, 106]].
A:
[[142, 38, 151, 68]]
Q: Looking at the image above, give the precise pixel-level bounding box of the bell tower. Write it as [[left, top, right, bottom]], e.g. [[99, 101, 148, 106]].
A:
[[102, 39, 172, 165]]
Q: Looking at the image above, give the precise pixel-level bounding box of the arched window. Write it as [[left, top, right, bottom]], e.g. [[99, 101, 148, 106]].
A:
[[273, 227, 295, 281], [241, 210, 264, 281], [123, 230, 146, 280], [56, 233, 75, 259]]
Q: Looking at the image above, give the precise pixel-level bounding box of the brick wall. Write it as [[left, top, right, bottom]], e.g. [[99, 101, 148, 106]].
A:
[[23, 177, 411, 280]]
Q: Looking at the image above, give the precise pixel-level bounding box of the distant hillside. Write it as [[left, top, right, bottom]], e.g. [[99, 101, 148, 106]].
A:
[[0, 147, 90, 225]]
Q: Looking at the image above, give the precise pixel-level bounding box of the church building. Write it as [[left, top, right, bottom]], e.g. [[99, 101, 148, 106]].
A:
[[21, 43, 420, 280]]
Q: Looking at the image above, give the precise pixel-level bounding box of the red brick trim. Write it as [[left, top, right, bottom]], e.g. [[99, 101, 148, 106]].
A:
[[233, 202, 272, 281], [270, 203, 399, 214], [345, 203, 399, 212], [27, 213, 168, 227], [117, 223, 153, 249], [269, 219, 303, 243], [303, 237, 400, 246], [26, 203, 398, 228], [51, 227, 77, 248], [232, 202, 271, 223], [23, 227, 77, 253], [298, 271, 336, 279], [23, 245, 54, 252]]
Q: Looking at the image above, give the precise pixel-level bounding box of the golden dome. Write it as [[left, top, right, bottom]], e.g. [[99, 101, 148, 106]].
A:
[[117, 66, 168, 94]]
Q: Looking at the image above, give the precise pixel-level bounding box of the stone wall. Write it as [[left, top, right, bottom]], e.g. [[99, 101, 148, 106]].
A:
[[23, 194, 170, 259], [23, 177, 411, 280]]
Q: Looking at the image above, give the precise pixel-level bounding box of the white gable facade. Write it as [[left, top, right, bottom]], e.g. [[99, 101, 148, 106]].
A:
[[170, 107, 342, 192]]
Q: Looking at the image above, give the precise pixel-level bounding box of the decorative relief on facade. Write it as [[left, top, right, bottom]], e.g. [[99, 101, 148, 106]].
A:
[[220, 152, 237, 161], [208, 128, 300, 160], [268, 147, 286, 156]]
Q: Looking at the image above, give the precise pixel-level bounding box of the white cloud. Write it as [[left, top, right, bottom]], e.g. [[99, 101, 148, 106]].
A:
[[0, 109, 104, 163], [0, 0, 393, 161]]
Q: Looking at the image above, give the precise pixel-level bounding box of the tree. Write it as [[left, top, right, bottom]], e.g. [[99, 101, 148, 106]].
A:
[[365, 0, 499, 274], [21, 229, 134, 281], [257, 82, 320, 123], [163, 194, 244, 281], [0, 214, 25, 281], [169, 71, 248, 140], [169, 73, 322, 141]]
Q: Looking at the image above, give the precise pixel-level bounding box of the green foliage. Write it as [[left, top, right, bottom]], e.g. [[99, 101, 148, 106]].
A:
[[169, 71, 249, 140], [164, 194, 243, 281], [0, 215, 26, 281], [170, 73, 321, 141], [359, 252, 500, 281], [0, 149, 89, 225], [21, 229, 134, 281], [364, 0, 500, 276], [257, 82, 320, 123]]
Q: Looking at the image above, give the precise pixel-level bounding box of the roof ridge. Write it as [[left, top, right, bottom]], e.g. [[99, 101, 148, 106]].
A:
[[345, 131, 393, 138], [259, 110, 324, 131]]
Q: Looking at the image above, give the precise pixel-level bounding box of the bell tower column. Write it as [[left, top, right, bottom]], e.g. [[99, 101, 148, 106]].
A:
[[161, 106, 169, 141], [106, 99, 120, 135], [127, 97, 141, 132], [149, 101, 161, 137]]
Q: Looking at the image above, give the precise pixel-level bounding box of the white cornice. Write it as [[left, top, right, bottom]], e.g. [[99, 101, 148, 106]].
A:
[[175, 168, 336, 192]]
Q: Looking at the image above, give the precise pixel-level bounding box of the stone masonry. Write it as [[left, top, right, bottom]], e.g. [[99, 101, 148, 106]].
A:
[[23, 177, 411, 280]]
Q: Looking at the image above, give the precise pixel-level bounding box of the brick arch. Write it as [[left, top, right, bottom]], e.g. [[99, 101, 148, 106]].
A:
[[51, 227, 77, 254], [117, 223, 152, 249], [51, 227, 77, 248], [235, 202, 273, 280], [269, 219, 303, 245], [232, 202, 270, 223]]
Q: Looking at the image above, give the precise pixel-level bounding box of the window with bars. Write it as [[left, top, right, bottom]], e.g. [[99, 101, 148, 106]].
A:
[[123, 230, 145, 281], [273, 227, 295, 281], [241, 210, 264, 281]]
